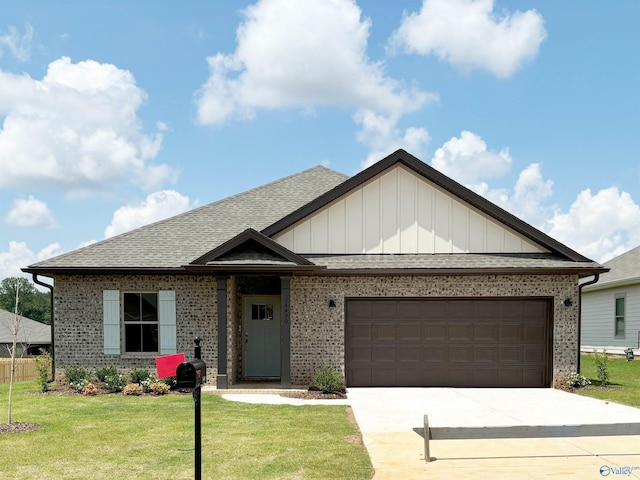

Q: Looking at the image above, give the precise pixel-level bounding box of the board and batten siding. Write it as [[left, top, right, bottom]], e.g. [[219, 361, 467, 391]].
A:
[[275, 165, 548, 254], [581, 284, 640, 347]]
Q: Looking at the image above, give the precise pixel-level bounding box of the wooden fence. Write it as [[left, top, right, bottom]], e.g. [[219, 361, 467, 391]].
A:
[[0, 358, 39, 383]]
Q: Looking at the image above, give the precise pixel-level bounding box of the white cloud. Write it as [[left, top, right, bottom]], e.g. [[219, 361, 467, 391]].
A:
[[544, 188, 640, 263], [0, 241, 63, 280], [0, 57, 173, 194], [357, 110, 430, 168], [430, 131, 554, 227], [195, 0, 436, 161], [5, 196, 57, 229], [429, 132, 640, 262], [105, 190, 197, 238], [431, 131, 512, 185], [390, 0, 546, 78], [0, 24, 33, 61]]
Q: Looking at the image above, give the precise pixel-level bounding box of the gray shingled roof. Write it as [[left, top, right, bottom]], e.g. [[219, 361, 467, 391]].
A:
[[582, 245, 640, 290], [27, 166, 349, 270], [0, 309, 51, 344], [308, 253, 604, 272], [23, 151, 606, 277]]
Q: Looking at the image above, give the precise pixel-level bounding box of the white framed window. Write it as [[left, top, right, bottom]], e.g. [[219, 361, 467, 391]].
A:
[[103, 290, 176, 355], [614, 296, 625, 339]]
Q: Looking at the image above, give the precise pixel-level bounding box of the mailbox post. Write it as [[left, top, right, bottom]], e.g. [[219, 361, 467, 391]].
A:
[[176, 337, 206, 480]]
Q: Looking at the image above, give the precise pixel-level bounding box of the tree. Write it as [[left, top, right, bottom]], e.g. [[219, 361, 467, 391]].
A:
[[7, 281, 21, 424], [0, 277, 51, 324]]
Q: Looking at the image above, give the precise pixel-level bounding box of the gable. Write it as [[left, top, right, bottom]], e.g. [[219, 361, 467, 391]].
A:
[[190, 228, 313, 267], [274, 164, 548, 255]]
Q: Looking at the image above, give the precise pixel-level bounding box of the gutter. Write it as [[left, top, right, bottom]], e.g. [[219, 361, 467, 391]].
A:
[[577, 274, 600, 373], [31, 274, 55, 382]]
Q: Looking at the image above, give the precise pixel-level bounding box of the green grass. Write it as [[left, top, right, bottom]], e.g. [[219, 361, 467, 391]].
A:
[[0, 382, 373, 480], [577, 353, 640, 408]]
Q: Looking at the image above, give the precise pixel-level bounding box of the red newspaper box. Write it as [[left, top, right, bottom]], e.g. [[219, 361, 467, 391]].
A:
[[155, 353, 186, 379]]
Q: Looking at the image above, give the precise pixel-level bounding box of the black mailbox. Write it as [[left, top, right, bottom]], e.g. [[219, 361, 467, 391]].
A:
[[176, 359, 207, 388]]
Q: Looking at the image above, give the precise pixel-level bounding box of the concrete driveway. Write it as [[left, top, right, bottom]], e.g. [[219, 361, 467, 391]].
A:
[[348, 388, 640, 479]]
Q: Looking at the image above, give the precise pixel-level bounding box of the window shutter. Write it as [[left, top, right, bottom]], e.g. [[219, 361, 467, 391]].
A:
[[159, 290, 177, 354], [103, 290, 120, 355]]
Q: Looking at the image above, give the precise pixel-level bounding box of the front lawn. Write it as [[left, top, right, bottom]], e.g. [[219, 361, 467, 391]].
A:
[[577, 353, 640, 408], [0, 382, 373, 480]]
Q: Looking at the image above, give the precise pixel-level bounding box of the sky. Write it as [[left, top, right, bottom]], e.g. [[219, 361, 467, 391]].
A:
[[1, 0, 640, 284]]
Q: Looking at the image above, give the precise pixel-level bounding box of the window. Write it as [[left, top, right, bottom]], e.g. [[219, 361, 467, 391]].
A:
[[124, 292, 159, 352], [103, 289, 176, 355], [251, 303, 273, 321], [615, 296, 625, 338]]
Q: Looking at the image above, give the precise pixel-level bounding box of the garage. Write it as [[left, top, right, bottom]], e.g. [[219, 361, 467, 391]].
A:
[[346, 298, 552, 388]]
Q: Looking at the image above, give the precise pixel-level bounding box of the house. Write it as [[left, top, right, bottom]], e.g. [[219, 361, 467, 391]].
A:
[[581, 246, 640, 356], [23, 150, 606, 388], [0, 308, 52, 357]]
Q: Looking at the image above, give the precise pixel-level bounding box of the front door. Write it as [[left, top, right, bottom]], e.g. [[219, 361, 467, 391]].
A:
[[243, 296, 281, 378]]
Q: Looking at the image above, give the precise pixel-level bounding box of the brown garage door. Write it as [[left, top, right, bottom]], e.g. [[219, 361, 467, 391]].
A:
[[346, 298, 551, 387]]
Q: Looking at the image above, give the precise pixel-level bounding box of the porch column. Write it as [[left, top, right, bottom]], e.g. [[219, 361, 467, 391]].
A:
[[216, 276, 228, 389], [280, 276, 292, 387]]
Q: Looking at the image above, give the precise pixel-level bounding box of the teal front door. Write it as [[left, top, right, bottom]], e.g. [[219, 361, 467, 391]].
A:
[[243, 296, 281, 378]]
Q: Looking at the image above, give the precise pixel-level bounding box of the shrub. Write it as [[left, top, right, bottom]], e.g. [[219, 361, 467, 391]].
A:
[[312, 364, 344, 393], [64, 365, 92, 392], [140, 374, 159, 393], [123, 383, 143, 396], [149, 382, 170, 395], [81, 383, 99, 396], [95, 366, 119, 383], [594, 349, 610, 387], [160, 376, 177, 390], [103, 372, 128, 393], [565, 372, 590, 388], [34, 351, 53, 392], [130, 368, 151, 385]]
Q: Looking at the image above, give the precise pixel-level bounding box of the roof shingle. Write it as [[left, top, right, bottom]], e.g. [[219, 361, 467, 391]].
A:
[[27, 165, 348, 270]]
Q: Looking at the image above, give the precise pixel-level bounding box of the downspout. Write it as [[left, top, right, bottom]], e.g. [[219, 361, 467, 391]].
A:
[[577, 274, 600, 373], [31, 274, 55, 382]]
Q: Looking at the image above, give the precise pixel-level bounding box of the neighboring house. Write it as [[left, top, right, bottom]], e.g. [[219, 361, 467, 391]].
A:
[[581, 246, 640, 355], [23, 150, 606, 388], [0, 308, 52, 357]]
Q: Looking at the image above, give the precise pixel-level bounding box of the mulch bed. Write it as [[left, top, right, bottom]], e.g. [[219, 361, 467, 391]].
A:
[[0, 422, 42, 435], [280, 387, 347, 400]]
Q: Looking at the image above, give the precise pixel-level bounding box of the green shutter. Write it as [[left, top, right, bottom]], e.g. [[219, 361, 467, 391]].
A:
[[159, 290, 177, 354], [103, 290, 120, 355]]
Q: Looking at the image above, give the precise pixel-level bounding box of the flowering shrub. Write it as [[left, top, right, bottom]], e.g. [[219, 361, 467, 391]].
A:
[[123, 383, 143, 396], [565, 372, 591, 388], [130, 369, 152, 385], [103, 373, 127, 393], [81, 383, 99, 396], [95, 366, 118, 383], [149, 382, 170, 395], [140, 374, 159, 393], [64, 365, 93, 392]]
